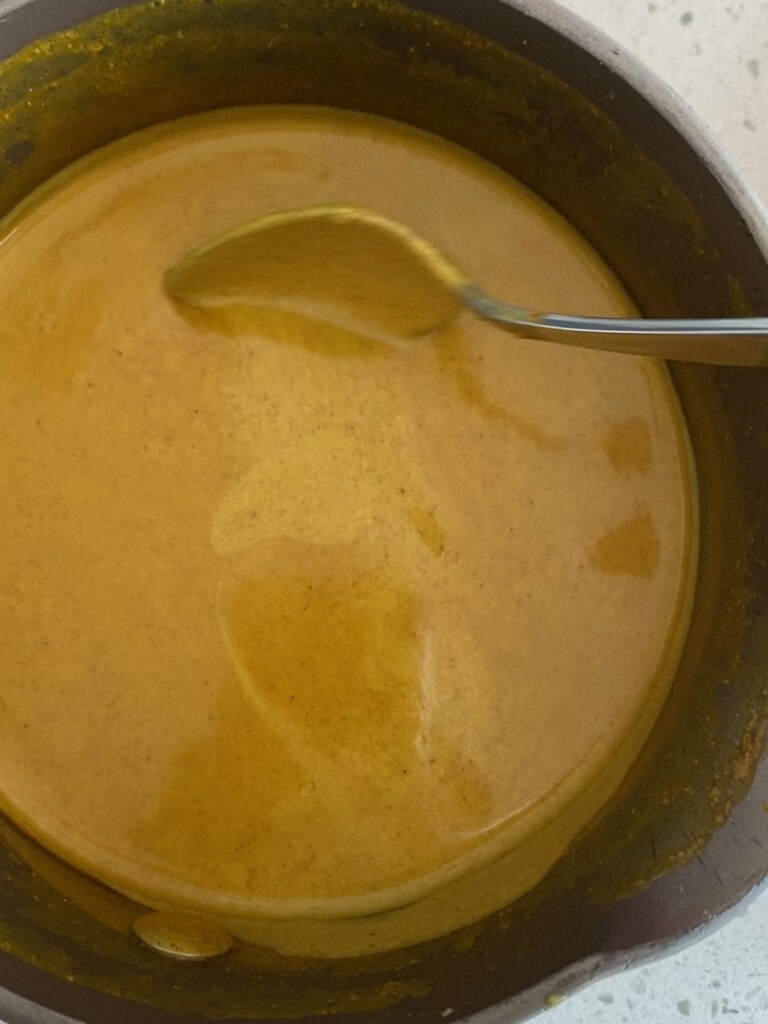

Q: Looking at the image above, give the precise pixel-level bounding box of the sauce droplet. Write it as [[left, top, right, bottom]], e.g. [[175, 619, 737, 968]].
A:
[[133, 911, 233, 961]]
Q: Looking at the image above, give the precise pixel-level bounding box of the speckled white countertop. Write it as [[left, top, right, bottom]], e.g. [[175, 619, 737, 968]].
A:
[[541, 5, 768, 1021], [560, 0, 768, 200]]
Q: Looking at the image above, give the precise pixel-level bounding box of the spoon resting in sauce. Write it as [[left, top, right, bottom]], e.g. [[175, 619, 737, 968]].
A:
[[165, 204, 768, 366]]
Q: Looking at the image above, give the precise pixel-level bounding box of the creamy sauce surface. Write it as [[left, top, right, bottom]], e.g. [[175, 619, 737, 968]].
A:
[[0, 108, 696, 956]]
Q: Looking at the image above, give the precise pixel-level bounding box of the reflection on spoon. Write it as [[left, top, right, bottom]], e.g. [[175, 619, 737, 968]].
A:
[[165, 204, 768, 365]]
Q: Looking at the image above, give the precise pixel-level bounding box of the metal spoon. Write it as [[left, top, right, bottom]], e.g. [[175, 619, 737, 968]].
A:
[[165, 205, 768, 366]]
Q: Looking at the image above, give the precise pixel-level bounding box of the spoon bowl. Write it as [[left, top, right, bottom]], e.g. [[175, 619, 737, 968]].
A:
[[165, 205, 466, 341]]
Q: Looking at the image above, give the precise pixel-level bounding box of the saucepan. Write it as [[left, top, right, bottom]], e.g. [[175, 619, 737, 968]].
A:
[[1, 1, 767, 1021]]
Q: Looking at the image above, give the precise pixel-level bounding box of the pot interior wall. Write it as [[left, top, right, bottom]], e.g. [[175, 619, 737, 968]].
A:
[[1, 2, 768, 1023]]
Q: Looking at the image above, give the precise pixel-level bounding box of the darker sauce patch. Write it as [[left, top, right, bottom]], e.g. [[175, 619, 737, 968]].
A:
[[591, 508, 660, 579]]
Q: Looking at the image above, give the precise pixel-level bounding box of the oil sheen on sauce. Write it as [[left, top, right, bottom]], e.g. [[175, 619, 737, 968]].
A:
[[0, 107, 697, 958]]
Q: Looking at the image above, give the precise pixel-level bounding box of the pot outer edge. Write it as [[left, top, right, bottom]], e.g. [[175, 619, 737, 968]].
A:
[[0, 1, 767, 1023]]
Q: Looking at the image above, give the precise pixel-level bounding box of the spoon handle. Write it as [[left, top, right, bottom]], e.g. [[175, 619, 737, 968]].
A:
[[463, 286, 768, 366]]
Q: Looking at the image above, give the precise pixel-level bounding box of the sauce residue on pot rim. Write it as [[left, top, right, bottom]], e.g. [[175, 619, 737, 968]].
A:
[[0, 107, 697, 957]]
